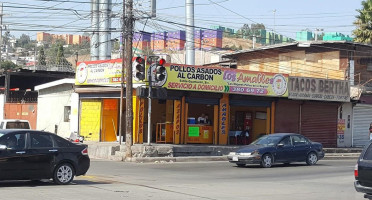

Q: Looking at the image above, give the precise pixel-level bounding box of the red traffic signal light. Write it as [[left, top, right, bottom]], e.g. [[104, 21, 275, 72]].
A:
[[133, 56, 145, 81], [158, 58, 165, 66], [155, 58, 166, 82], [135, 57, 144, 63]]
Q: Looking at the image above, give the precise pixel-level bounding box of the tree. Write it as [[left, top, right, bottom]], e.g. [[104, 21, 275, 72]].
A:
[[353, 0, 372, 44], [251, 23, 266, 36], [3, 31, 11, 46], [38, 46, 46, 66], [16, 34, 31, 48], [56, 44, 65, 65], [0, 61, 18, 71]]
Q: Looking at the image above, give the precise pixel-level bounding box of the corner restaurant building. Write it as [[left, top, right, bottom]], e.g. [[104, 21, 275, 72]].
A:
[[75, 59, 347, 147]]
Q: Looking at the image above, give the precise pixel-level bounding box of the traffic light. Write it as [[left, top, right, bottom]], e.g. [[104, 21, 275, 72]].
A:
[[155, 58, 166, 82], [133, 56, 145, 81]]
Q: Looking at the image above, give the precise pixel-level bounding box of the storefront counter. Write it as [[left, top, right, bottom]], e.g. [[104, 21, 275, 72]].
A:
[[186, 124, 213, 144]]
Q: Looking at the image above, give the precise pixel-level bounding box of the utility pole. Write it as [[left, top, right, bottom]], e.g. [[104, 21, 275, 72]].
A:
[[34, 43, 37, 71], [0, 3, 3, 67], [124, 0, 133, 158], [185, 0, 195, 65]]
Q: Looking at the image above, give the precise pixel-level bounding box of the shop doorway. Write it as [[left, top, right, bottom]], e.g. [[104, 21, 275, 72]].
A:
[[101, 99, 118, 142], [229, 106, 269, 145]]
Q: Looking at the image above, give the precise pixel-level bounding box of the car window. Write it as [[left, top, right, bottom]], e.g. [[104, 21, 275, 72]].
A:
[[0, 122, 4, 129], [291, 135, 309, 146], [51, 135, 72, 147], [6, 122, 30, 129], [278, 137, 292, 147], [30, 133, 53, 148], [0, 133, 26, 150], [251, 135, 282, 146], [363, 143, 372, 160]]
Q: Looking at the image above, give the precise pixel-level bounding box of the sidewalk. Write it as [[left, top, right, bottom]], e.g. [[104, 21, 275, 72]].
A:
[[85, 141, 363, 163], [128, 153, 360, 163]]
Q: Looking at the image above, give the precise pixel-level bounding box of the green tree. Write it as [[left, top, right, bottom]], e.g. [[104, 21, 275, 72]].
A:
[[16, 34, 31, 48], [38, 46, 46, 66], [251, 23, 266, 36], [0, 61, 18, 71], [56, 44, 65, 65], [353, 0, 372, 44]]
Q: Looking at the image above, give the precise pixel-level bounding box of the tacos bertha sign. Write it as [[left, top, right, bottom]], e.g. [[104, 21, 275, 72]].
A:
[[288, 77, 350, 102]]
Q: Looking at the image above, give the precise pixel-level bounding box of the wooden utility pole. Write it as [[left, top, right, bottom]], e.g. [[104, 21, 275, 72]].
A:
[[124, 0, 133, 158]]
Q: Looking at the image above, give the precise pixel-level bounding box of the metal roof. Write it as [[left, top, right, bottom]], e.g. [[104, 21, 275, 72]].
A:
[[222, 41, 372, 58]]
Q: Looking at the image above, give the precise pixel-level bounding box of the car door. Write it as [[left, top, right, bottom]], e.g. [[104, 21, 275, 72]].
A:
[[358, 143, 372, 186], [0, 132, 27, 180], [291, 135, 311, 161], [23, 132, 57, 179], [275, 136, 295, 162]]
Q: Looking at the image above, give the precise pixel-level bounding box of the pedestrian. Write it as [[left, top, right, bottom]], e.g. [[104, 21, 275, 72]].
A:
[[198, 113, 206, 124], [205, 115, 211, 125]]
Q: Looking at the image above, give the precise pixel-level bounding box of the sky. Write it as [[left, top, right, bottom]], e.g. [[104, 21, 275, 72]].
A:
[[5, 0, 364, 41]]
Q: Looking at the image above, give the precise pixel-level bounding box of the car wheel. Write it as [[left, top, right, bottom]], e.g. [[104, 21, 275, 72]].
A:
[[261, 154, 273, 168], [236, 163, 246, 167], [306, 152, 318, 166], [53, 163, 75, 185]]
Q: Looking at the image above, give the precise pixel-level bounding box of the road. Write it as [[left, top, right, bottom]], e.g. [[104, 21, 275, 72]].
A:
[[0, 159, 364, 200]]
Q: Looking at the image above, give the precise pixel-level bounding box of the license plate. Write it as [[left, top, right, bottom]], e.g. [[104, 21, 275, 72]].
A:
[[232, 156, 238, 161]]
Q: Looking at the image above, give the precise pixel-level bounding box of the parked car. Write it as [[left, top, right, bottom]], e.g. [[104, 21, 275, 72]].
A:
[[0, 119, 31, 129], [227, 133, 325, 168], [0, 129, 90, 184], [354, 141, 372, 199]]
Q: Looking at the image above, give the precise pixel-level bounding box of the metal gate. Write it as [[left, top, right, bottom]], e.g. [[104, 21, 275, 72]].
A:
[[352, 104, 372, 147], [301, 102, 338, 147]]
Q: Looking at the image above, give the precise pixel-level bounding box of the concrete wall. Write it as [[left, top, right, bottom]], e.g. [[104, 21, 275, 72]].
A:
[[169, 50, 221, 65], [70, 93, 79, 134], [37, 84, 74, 138], [338, 103, 352, 147]]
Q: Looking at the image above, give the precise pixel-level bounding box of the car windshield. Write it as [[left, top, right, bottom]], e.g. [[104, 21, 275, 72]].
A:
[[251, 135, 282, 146]]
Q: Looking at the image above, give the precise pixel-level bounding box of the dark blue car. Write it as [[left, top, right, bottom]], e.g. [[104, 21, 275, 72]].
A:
[[227, 133, 325, 168]]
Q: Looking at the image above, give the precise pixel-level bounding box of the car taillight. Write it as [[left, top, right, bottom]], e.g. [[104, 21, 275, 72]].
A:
[[82, 148, 88, 155], [74, 139, 80, 143], [355, 164, 358, 178]]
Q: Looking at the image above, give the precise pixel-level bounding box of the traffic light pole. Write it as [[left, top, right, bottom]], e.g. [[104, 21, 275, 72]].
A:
[[147, 64, 152, 145], [146, 56, 158, 145]]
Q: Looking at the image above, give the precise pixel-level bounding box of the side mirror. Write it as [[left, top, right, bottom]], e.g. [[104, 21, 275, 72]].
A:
[[277, 143, 284, 148], [0, 144, 7, 150]]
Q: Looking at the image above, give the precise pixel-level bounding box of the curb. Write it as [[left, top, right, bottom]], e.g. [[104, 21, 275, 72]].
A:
[[127, 155, 360, 163]]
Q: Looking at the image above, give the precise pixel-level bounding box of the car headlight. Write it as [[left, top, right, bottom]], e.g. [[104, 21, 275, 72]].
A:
[[239, 152, 251, 156], [251, 150, 260, 156], [229, 152, 236, 155]]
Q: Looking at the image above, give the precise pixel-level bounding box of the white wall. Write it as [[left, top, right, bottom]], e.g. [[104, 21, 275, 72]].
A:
[[337, 103, 352, 147], [37, 85, 73, 138], [70, 93, 79, 135]]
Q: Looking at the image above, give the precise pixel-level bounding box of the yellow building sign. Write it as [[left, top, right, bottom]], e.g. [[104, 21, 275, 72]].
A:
[[159, 64, 288, 97]]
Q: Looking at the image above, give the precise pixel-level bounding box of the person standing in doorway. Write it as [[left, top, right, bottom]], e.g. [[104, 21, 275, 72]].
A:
[[198, 113, 206, 124]]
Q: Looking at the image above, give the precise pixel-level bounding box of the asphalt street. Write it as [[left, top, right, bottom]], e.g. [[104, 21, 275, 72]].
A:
[[0, 159, 364, 200]]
